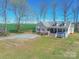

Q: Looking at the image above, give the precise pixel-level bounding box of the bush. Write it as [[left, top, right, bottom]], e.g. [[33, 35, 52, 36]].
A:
[[0, 32, 10, 36]]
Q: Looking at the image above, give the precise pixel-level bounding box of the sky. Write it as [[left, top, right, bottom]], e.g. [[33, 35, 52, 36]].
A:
[[28, 0, 77, 21], [0, 0, 78, 23]]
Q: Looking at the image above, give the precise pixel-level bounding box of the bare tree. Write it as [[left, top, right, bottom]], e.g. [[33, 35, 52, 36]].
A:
[[1, 0, 9, 34], [72, 7, 76, 23], [10, 0, 27, 32], [76, 0, 79, 22], [62, 0, 73, 22], [72, 0, 79, 32], [39, 1, 48, 21], [51, 0, 57, 22]]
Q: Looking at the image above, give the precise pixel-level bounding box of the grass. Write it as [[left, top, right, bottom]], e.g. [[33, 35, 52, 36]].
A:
[[0, 33, 79, 59], [6, 24, 36, 32], [0, 24, 79, 59]]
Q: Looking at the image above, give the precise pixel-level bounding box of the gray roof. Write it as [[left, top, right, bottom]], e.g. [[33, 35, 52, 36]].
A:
[[38, 21, 71, 29]]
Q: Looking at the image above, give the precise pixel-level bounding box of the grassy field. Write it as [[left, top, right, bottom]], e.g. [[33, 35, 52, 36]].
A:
[[0, 33, 79, 59], [6, 24, 36, 32]]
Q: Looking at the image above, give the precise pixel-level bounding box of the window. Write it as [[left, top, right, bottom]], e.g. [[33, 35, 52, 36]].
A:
[[58, 29, 66, 32], [42, 29, 45, 31], [37, 28, 40, 31], [47, 29, 50, 31], [50, 28, 56, 33], [58, 29, 62, 32]]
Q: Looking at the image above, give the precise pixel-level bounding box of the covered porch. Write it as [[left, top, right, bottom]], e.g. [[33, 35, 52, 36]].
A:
[[49, 28, 67, 38]]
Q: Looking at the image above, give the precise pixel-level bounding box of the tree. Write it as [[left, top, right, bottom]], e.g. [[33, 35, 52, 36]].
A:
[[51, 0, 57, 22], [10, 0, 27, 32], [72, 0, 79, 32], [72, 7, 76, 23], [1, 0, 9, 34], [39, 0, 48, 21], [62, 0, 73, 22]]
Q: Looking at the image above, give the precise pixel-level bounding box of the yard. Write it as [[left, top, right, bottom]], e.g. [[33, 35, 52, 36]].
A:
[[0, 33, 79, 59], [6, 24, 36, 32]]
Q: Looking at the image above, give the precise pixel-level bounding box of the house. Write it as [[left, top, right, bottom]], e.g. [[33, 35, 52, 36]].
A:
[[36, 21, 74, 38], [76, 23, 79, 32]]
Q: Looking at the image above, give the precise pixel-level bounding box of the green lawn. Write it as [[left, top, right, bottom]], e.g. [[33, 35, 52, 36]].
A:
[[7, 24, 36, 32], [0, 33, 79, 59]]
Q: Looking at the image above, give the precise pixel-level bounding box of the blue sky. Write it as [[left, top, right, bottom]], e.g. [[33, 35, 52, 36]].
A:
[[0, 0, 78, 23], [28, 0, 76, 22]]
